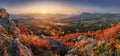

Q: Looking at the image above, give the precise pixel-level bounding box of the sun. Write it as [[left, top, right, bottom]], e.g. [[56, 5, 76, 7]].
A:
[[42, 10, 46, 14]]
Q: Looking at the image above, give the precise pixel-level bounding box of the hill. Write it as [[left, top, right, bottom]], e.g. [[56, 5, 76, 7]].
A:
[[1, 8, 120, 56], [0, 8, 68, 56]]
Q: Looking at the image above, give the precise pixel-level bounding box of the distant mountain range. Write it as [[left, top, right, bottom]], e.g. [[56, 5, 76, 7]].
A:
[[71, 12, 120, 19], [10, 14, 75, 19], [10, 12, 120, 20]]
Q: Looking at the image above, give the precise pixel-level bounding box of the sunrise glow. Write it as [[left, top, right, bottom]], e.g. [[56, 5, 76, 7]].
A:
[[42, 10, 46, 14]]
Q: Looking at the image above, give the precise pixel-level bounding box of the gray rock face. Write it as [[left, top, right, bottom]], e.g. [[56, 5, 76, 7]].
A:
[[49, 38, 68, 56], [66, 36, 100, 56], [0, 8, 34, 56], [67, 48, 77, 54], [90, 40, 98, 47], [40, 34, 68, 56], [10, 38, 20, 56], [10, 38, 34, 56], [0, 8, 20, 36]]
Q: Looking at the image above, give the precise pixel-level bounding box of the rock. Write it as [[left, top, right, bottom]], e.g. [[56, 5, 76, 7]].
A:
[[77, 36, 88, 41], [10, 38, 20, 56], [31, 46, 53, 56], [10, 38, 34, 56], [20, 44, 34, 56], [0, 8, 34, 56], [0, 8, 20, 36], [40, 34, 68, 56], [0, 33, 12, 56], [67, 48, 77, 54], [40, 34, 50, 39], [49, 39, 68, 56], [0, 8, 9, 18], [90, 40, 98, 47], [27, 29, 34, 35]]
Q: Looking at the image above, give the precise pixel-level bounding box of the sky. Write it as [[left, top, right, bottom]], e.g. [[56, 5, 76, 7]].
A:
[[0, 0, 120, 14]]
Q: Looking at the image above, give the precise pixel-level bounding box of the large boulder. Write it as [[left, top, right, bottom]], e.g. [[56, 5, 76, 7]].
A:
[[40, 34, 68, 56]]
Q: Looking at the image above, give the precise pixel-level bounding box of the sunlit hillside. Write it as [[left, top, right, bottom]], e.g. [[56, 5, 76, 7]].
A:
[[0, 0, 120, 56]]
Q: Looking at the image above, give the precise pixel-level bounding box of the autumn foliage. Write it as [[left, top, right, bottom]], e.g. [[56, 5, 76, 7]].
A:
[[52, 33, 80, 48], [50, 23, 120, 49], [18, 25, 29, 35], [17, 23, 120, 50], [91, 23, 120, 40], [20, 35, 51, 50]]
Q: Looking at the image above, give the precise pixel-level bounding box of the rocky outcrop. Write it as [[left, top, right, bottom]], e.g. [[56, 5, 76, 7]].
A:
[[0, 8, 33, 56], [65, 35, 116, 56], [40, 34, 68, 56], [0, 8, 68, 56], [0, 8, 20, 36]]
